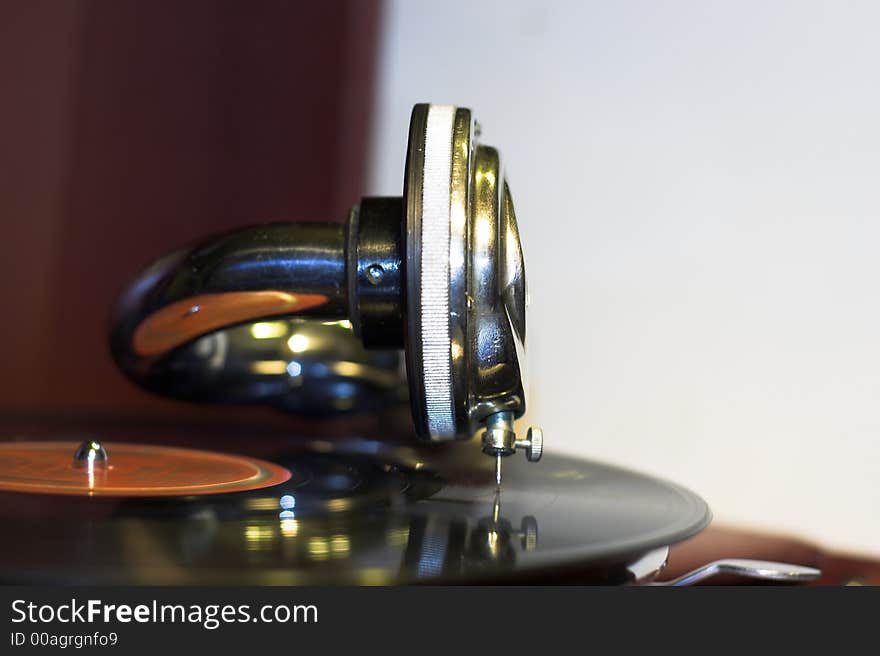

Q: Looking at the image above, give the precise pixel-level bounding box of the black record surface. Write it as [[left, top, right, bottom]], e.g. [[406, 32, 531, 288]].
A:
[[0, 425, 710, 585]]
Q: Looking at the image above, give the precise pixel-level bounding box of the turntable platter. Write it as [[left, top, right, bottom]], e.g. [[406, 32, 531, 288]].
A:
[[0, 424, 710, 585]]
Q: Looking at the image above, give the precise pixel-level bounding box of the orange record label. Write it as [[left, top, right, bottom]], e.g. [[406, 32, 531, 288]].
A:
[[0, 442, 291, 497]]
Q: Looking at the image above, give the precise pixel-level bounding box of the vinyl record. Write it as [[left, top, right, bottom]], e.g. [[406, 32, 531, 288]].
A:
[[0, 426, 709, 585]]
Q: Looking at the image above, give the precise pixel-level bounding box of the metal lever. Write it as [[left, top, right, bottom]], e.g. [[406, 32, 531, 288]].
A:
[[653, 559, 821, 586]]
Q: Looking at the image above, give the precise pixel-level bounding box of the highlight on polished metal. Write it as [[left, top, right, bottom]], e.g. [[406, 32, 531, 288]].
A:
[[654, 559, 822, 586], [72, 440, 109, 470], [109, 103, 542, 477]]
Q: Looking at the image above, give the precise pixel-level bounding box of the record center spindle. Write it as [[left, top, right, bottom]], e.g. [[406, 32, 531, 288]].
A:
[[72, 440, 109, 470]]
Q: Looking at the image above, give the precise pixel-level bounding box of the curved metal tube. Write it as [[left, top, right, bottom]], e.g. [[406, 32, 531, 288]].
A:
[[109, 222, 363, 405]]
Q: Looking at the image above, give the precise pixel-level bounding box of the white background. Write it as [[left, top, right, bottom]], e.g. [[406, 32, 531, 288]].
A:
[[367, 0, 880, 555]]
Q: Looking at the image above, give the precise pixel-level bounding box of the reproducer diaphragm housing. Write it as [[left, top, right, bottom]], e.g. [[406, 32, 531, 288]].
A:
[[110, 103, 542, 474]]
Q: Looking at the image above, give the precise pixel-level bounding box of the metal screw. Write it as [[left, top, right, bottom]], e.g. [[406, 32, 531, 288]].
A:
[[482, 414, 545, 483], [525, 426, 543, 462], [366, 264, 384, 285]]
